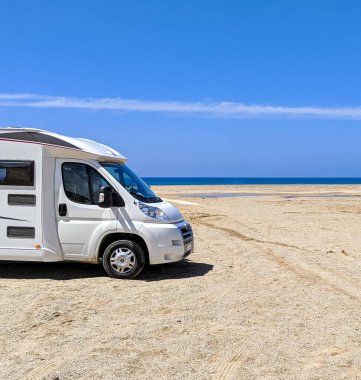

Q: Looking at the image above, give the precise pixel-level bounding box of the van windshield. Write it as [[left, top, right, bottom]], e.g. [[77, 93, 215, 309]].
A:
[[101, 162, 162, 203]]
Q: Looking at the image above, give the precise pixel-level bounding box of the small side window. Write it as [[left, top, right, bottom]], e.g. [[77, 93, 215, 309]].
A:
[[62, 163, 111, 205], [0, 161, 34, 186], [89, 167, 111, 204]]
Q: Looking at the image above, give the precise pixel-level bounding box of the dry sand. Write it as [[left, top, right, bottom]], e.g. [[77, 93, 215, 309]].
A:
[[1, 185, 361, 379]]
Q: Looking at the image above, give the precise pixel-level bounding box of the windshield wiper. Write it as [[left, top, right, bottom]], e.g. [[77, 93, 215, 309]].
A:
[[145, 196, 162, 203], [129, 191, 147, 202], [129, 191, 162, 203]]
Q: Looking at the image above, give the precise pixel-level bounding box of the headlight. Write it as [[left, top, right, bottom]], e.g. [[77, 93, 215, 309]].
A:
[[138, 202, 169, 220]]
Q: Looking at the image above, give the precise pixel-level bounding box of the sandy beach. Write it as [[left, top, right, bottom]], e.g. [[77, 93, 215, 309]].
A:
[[1, 184, 361, 379]]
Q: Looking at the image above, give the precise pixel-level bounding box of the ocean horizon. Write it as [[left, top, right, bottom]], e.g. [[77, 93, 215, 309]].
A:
[[142, 177, 361, 186]]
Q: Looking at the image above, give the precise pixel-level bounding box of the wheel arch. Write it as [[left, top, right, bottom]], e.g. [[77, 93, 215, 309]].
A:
[[97, 233, 150, 265]]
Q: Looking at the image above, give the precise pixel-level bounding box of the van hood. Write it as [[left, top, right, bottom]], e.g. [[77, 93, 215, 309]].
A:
[[158, 201, 183, 223]]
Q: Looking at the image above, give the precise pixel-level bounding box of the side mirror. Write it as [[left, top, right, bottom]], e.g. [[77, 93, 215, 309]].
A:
[[98, 186, 113, 208], [112, 192, 125, 207], [98, 186, 125, 208]]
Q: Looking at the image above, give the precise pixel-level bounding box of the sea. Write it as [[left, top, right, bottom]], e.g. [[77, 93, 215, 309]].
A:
[[142, 178, 361, 186]]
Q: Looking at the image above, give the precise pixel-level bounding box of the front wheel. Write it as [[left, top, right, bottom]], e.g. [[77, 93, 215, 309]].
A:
[[102, 240, 145, 279]]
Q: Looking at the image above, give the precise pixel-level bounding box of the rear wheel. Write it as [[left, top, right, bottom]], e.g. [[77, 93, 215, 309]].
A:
[[102, 240, 145, 279]]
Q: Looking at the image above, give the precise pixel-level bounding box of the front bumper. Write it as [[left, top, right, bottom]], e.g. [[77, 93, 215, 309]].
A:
[[139, 220, 194, 265]]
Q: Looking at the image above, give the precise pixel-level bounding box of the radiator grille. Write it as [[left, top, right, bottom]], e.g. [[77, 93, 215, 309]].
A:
[[180, 222, 193, 245]]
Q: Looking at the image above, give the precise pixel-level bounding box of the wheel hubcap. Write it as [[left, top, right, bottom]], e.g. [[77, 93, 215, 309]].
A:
[[110, 247, 136, 274]]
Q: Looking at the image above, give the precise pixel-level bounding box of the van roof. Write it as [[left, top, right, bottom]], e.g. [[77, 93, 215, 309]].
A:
[[0, 127, 127, 162]]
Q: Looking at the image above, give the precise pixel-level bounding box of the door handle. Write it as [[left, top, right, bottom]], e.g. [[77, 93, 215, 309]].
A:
[[59, 203, 67, 217]]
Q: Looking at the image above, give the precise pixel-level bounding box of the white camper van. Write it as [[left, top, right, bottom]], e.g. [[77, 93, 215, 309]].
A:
[[0, 128, 193, 279]]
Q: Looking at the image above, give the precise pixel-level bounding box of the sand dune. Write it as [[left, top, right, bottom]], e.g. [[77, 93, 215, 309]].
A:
[[1, 185, 361, 379]]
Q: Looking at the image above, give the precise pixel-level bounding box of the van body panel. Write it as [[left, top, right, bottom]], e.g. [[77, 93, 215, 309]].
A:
[[138, 222, 187, 264], [42, 157, 63, 261], [0, 248, 43, 261], [0, 141, 43, 260]]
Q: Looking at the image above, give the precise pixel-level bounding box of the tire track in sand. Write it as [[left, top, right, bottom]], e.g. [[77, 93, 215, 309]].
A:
[[191, 215, 301, 250], [15, 300, 113, 380], [197, 218, 361, 303], [23, 344, 85, 380], [212, 347, 249, 380]]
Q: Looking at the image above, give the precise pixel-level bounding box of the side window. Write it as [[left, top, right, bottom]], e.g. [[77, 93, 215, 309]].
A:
[[62, 163, 92, 204], [62, 163, 110, 205], [0, 161, 34, 186]]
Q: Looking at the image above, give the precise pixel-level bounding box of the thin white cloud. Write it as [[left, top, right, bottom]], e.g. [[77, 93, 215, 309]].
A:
[[0, 93, 50, 100], [0, 93, 361, 119]]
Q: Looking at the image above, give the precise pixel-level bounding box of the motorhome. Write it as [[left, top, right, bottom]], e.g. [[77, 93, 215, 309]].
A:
[[0, 128, 193, 279]]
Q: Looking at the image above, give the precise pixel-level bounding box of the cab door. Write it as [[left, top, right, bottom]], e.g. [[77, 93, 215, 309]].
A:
[[55, 159, 117, 260]]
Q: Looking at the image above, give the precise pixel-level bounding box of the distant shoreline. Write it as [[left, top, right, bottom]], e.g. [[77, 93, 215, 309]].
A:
[[143, 177, 361, 186]]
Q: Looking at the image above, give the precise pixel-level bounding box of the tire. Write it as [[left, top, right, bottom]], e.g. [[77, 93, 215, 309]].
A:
[[102, 240, 145, 279]]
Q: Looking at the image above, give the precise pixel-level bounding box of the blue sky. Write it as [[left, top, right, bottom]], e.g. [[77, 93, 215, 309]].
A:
[[1, 0, 361, 176]]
